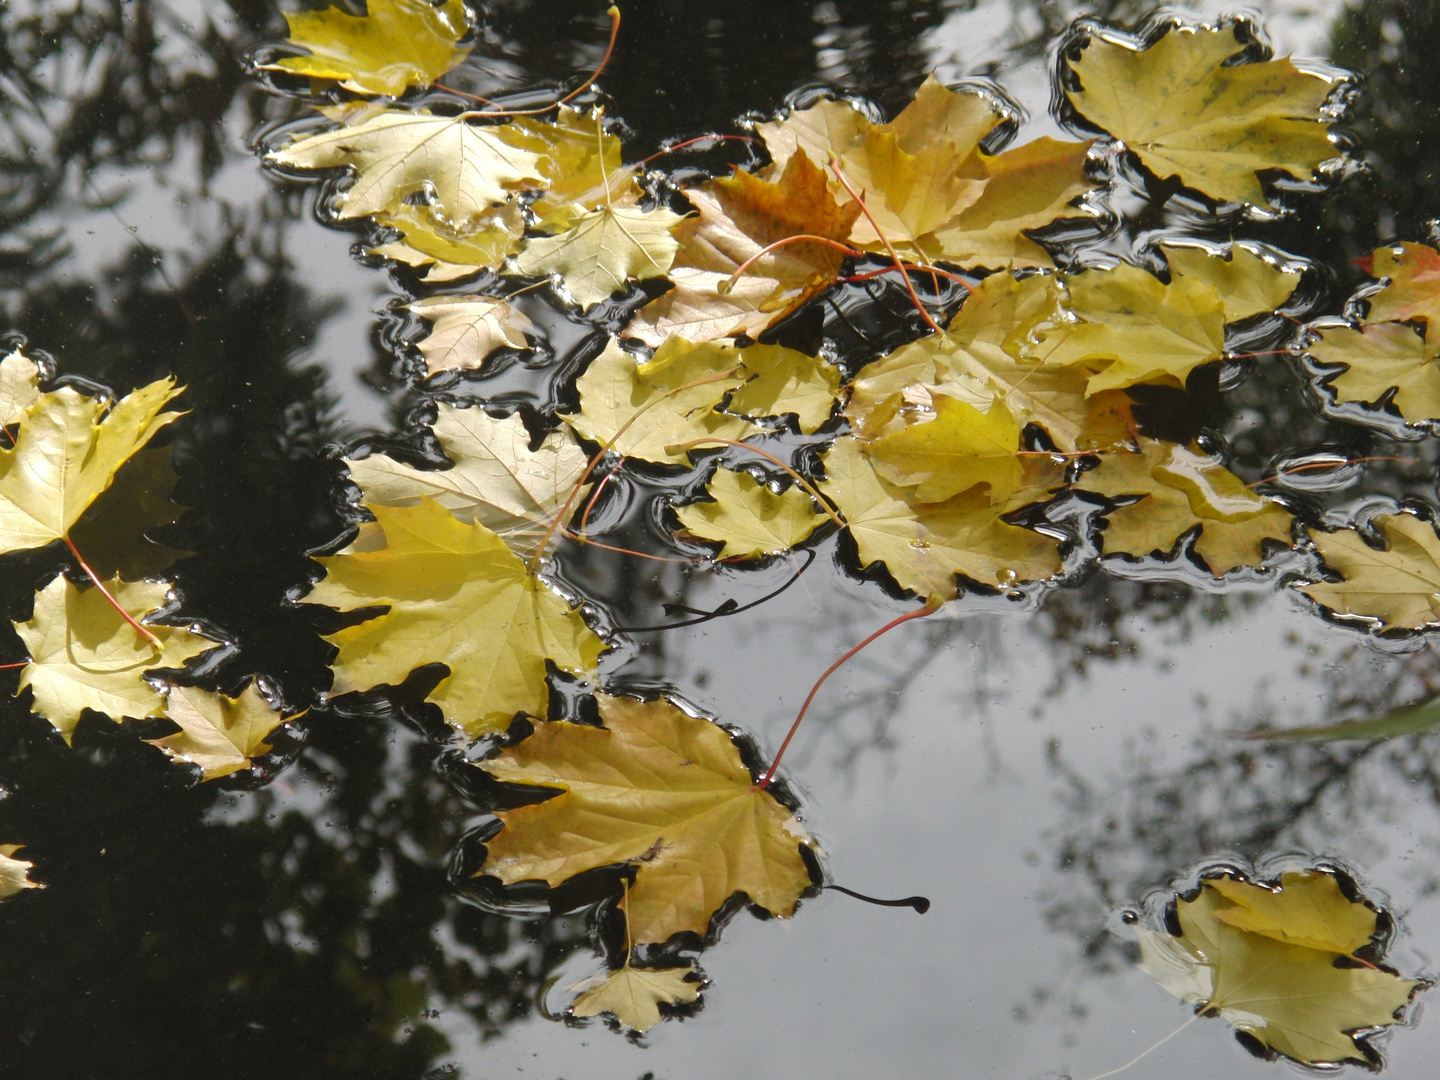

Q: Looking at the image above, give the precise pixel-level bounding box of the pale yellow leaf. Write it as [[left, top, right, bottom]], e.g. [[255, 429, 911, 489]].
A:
[[150, 682, 290, 781], [675, 468, 824, 559], [408, 295, 535, 372], [513, 205, 682, 308]]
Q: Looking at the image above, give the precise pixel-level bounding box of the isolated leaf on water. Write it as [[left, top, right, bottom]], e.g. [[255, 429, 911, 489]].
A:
[[627, 152, 861, 345], [0, 846, 40, 900], [571, 961, 701, 1034], [865, 395, 1024, 505], [1161, 242, 1302, 323], [513, 204, 683, 308], [478, 693, 815, 945], [1137, 873, 1420, 1066], [261, 0, 472, 97], [675, 467, 824, 559], [368, 202, 525, 281], [268, 111, 543, 228], [149, 681, 292, 781], [1364, 242, 1440, 329], [408, 295, 536, 373], [0, 348, 40, 427], [0, 378, 184, 556], [1029, 263, 1226, 395], [68, 442, 188, 581], [562, 338, 756, 466], [305, 500, 603, 737], [820, 437, 1062, 602], [1301, 513, 1440, 630], [1065, 23, 1342, 206], [724, 343, 841, 433], [1080, 440, 1292, 576], [344, 404, 591, 562], [1310, 322, 1440, 423], [13, 575, 220, 743]]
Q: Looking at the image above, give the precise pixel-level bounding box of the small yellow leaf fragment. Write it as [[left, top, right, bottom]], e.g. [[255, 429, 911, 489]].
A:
[[675, 468, 823, 559], [1366, 242, 1440, 330], [13, 575, 219, 743], [1138, 874, 1420, 1066], [1302, 513, 1440, 630], [1208, 872, 1376, 955], [150, 682, 291, 781], [0, 348, 40, 427], [261, 0, 472, 97], [0, 845, 41, 900], [1067, 24, 1342, 206], [479, 694, 815, 945], [570, 963, 701, 1033], [408, 295, 536, 373]]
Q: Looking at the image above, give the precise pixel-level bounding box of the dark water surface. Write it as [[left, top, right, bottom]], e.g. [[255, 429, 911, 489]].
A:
[[3, 1, 1440, 1078]]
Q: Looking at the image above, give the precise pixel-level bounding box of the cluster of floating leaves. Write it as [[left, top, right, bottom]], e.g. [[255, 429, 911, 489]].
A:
[[3, 0, 1439, 1055]]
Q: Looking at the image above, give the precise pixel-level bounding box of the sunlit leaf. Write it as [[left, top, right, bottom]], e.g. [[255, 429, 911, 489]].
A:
[[268, 111, 543, 227], [1161, 242, 1302, 322], [1310, 321, 1440, 423], [513, 204, 683, 308], [150, 681, 292, 781], [261, 0, 472, 97], [1364, 242, 1440, 330], [570, 961, 701, 1033], [675, 467, 824, 559], [305, 500, 603, 736], [562, 338, 756, 465], [0, 348, 40, 427], [13, 575, 220, 743], [504, 106, 641, 224], [1066, 23, 1341, 206], [724, 343, 840, 432], [0, 846, 40, 900], [0, 378, 184, 556], [478, 693, 815, 945], [1138, 874, 1419, 1066], [408, 295, 536, 373], [1080, 440, 1292, 575], [820, 437, 1062, 601], [344, 404, 590, 561], [1301, 512, 1440, 630], [627, 152, 861, 345]]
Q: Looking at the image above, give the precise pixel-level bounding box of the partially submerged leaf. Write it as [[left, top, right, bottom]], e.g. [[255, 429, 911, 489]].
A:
[[570, 961, 701, 1033], [149, 682, 292, 781], [261, 0, 472, 97], [1311, 321, 1440, 423], [478, 693, 815, 945], [513, 205, 683, 308], [1364, 242, 1440, 329], [866, 395, 1024, 504], [0, 846, 40, 900], [344, 404, 590, 561], [1301, 513, 1440, 630], [13, 575, 219, 742], [1066, 23, 1341, 206], [369, 203, 525, 281], [1138, 874, 1419, 1066], [408, 295, 536, 373], [675, 467, 824, 559], [1161, 242, 1302, 323], [1244, 692, 1440, 743], [305, 500, 603, 736], [0, 378, 184, 556]]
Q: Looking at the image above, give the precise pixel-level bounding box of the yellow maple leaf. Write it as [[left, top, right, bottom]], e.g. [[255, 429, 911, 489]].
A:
[[562, 338, 756, 465], [1364, 242, 1440, 330], [0, 845, 41, 900], [1302, 513, 1440, 630], [407, 295, 536, 373], [865, 395, 1024, 504], [0, 378, 184, 556], [724, 343, 840, 432], [504, 106, 642, 224], [0, 348, 40, 427], [1161, 242, 1302, 323], [674, 467, 824, 559], [820, 437, 1061, 601], [1081, 441, 1292, 576], [478, 693, 815, 945], [13, 575, 219, 743], [1138, 874, 1419, 1066], [1207, 872, 1377, 955], [261, 0, 472, 97], [344, 404, 590, 561], [513, 204, 683, 308], [1311, 321, 1440, 424], [1030, 263, 1226, 395], [627, 152, 861, 345], [149, 682, 293, 781], [267, 110, 544, 228], [1066, 23, 1341, 206], [369, 203, 525, 281], [304, 500, 603, 737], [570, 962, 701, 1034]]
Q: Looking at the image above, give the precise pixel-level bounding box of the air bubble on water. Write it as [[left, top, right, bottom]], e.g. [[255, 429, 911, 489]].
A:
[[909, 540, 930, 551], [997, 568, 1018, 587]]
